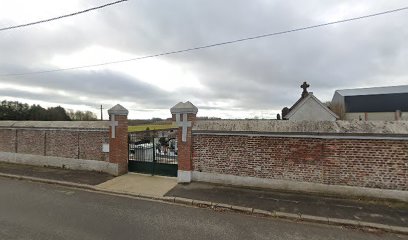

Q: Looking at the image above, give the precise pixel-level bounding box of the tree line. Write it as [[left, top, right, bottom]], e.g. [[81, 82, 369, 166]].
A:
[[0, 100, 97, 121]]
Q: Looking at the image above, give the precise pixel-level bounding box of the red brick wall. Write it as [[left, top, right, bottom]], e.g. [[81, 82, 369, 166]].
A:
[[17, 130, 45, 155], [109, 115, 128, 174], [176, 114, 196, 171], [46, 131, 78, 158], [79, 131, 110, 161], [192, 134, 408, 191], [0, 128, 109, 161], [0, 129, 16, 152]]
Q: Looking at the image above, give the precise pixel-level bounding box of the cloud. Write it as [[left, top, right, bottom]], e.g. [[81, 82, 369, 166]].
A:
[[1, 69, 176, 108], [0, 0, 407, 118]]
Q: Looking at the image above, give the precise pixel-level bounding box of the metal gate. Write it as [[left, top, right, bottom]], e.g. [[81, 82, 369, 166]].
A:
[[128, 132, 178, 177]]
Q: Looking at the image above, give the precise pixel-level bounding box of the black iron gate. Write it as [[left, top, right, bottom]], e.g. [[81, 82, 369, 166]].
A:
[[128, 132, 178, 177]]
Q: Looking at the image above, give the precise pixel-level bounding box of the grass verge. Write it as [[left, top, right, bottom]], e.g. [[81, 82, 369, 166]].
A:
[[128, 123, 174, 132]]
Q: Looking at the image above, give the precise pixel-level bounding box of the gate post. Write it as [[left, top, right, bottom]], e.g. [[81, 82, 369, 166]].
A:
[[170, 101, 198, 183], [108, 104, 129, 176]]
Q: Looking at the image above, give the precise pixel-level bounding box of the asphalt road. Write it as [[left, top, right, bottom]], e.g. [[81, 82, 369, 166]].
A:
[[0, 177, 405, 240]]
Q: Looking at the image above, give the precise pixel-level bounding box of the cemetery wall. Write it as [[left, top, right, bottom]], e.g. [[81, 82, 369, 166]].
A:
[[0, 121, 117, 174], [190, 120, 408, 198]]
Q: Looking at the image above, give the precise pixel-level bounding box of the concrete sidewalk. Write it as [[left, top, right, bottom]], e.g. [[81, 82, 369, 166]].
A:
[[95, 173, 177, 197], [0, 162, 177, 198], [0, 162, 114, 185], [166, 182, 408, 228]]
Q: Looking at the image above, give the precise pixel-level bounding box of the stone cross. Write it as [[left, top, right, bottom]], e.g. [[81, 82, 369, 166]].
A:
[[301, 81, 310, 98], [110, 114, 119, 138], [176, 113, 191, 142]]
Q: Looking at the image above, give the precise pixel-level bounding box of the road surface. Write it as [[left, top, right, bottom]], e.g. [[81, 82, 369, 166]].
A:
[[0, 177, 405, 240]]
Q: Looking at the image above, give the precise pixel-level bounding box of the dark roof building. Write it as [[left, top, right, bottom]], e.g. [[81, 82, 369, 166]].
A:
[[331, 85, 408, 120]]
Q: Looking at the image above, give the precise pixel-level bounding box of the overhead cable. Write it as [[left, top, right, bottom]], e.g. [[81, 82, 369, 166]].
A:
[[0, 0, 128, 32], [1, 5, 407, 77]]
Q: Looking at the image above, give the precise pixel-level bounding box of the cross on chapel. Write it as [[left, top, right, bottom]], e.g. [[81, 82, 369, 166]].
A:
[[301, 81, 310, 98]]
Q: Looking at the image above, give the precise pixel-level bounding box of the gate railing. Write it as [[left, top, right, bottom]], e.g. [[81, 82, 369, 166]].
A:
[[128, 139, 178, 164], [128, 131, 178, 176]]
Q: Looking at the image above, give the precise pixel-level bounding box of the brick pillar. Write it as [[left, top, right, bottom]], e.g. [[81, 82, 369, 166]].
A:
[[108, 104, 129, 176], [170, 101, 198, 183]]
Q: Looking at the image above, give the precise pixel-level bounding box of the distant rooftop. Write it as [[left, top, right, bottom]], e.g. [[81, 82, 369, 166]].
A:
[[336, 85, 408, 96]]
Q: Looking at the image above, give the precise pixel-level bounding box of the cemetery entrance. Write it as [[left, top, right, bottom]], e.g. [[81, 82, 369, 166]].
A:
[[128, 130, 178, 177]]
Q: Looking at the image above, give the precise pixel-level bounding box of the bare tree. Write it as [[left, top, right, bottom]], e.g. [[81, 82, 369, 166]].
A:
[[328, 102, 346, 120]]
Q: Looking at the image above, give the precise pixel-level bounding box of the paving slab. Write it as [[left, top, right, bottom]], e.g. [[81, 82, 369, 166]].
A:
[[0, 162, 113, 185], [96, 173, 177, 197]]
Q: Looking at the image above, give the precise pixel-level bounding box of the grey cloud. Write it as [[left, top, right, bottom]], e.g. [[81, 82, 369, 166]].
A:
[[1, 69, 176, 109], [1, 0, 408, 117], [0, 88, 88, 107]]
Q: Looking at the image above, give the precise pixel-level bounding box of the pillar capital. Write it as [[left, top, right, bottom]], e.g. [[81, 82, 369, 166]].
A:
[[170, 101, 198, 115], [108, 104, 129, 116]]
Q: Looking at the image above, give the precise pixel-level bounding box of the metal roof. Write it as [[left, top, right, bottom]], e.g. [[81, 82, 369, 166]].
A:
[[336, 85, 408, 96], [345, 93, 408, 112]]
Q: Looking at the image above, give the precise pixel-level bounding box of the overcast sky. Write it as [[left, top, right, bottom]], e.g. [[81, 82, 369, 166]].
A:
[[0, 0, 407, 119]]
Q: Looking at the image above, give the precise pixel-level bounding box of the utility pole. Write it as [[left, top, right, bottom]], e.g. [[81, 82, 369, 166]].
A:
[[100, 105, 103, 120]]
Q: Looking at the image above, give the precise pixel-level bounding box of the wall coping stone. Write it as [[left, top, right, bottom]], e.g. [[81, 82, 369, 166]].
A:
[[193, 120, 408, 135], [192, 130, 408, 140], [0, 121, 109, 129]]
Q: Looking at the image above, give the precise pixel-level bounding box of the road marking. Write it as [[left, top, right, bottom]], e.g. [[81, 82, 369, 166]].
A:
[[260, 197, 300, 204], [334, 204, 363, 210], [56, 190, 75, 195]]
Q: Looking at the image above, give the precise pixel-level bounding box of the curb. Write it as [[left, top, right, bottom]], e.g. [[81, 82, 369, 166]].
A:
[[1, 173, 407, 235], [0, 173, 95, 190]]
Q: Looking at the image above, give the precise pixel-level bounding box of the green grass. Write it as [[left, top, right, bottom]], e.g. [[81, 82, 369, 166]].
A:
[[128, 123, 175, 132]]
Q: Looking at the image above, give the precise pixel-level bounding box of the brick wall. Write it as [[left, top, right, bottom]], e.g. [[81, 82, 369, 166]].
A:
[[177, 114, 196, 171], [192, 134, 408, 191], [17, 130, 46, 155], [0, 123, 109, 162], [0, 129, 16, 152], [109, 115, 128, 174]]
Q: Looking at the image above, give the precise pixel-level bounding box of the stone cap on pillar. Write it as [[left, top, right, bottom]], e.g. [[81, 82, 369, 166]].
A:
[[108, 104, 129, 116], [170, 101, 198, 114]]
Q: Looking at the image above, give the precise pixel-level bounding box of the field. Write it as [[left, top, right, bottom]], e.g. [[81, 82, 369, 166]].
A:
[[128, 123, 175, 132]]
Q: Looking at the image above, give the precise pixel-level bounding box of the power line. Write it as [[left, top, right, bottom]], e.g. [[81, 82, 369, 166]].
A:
[[1, 5, 407, 77], [0, 0, 128, 32], [100, 105, 104, 120]]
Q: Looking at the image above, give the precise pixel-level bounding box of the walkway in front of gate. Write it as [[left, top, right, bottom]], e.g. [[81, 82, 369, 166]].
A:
[[128, 130, 178, 177], [96, 173, 177, 197]]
